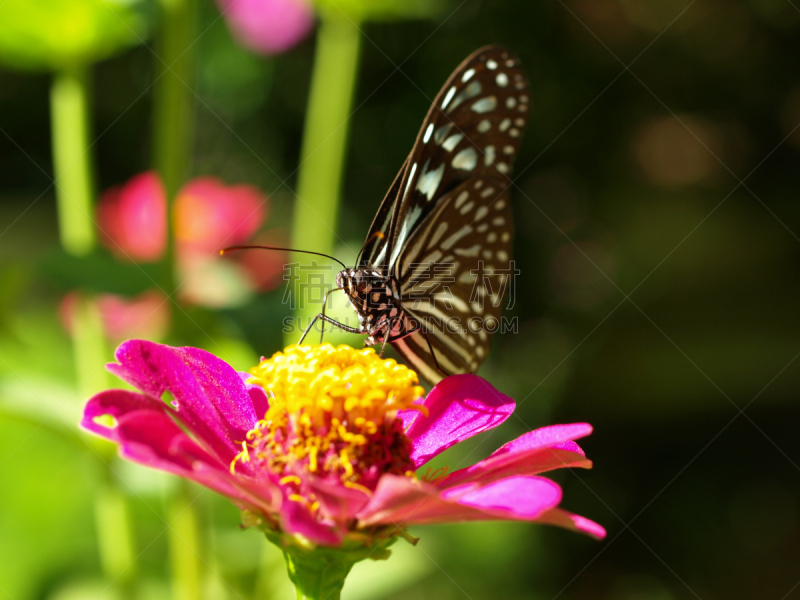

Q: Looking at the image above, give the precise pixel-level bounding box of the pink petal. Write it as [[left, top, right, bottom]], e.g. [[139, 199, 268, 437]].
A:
[[59, 291, 170, 343], [81, 388, 165, 442], [119, 413, 280, 512], [356, 474, 460, 527], [441, 423, 594, 487], [535, 508, 607, 540], [303, 474, 371, 521], [98, 172, 167, 262], [280, 497, 343, 546], [358, 474, 563, 527], [404, 374, 515, 468], [444, 476, 562, 519], [85, 395, 242, 491], [106, 340, 258, 464], [217, 0, 314, 55], [83, 389, 283, 512], [83, 388, 234, 477], [115, 409, 223, 474], [240, 372, 269, 418], [490, 423, 593, 458]]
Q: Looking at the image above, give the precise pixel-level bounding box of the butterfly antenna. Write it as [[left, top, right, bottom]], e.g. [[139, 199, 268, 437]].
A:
[[220, 245, 348, 270]]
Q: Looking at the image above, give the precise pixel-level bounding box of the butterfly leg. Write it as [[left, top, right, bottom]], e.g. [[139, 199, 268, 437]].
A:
[[379, 332, 392, 357], [379, 323, 422, 357], [298, 313, 361, 345], [318, 287, 343, 344]]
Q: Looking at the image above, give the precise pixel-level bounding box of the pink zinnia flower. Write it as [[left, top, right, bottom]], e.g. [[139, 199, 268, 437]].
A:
[[82, 341, 604, 551], [96, 172, 279, 307]]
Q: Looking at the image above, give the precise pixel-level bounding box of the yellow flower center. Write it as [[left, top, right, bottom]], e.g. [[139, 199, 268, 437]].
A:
[[242, 344, 425, 493]]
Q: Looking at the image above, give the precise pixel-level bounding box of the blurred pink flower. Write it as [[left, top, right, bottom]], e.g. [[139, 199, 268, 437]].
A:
[[216, 0, 315, 55], [98, 171, 167, 262], [60, 291, 171, 343], [172, 177, 268, 307], [97, 172, 281, 307], [238, 230, 288, 291], [173, 177, 266, 256]]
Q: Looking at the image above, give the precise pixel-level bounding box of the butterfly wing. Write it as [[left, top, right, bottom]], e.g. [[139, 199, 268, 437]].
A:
[[392, 174, 515, 384], [356, 156, 411, 275], [359, 45, 529, 272]]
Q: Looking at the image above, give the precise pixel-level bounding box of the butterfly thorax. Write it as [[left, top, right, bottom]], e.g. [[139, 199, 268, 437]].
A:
[[336, 268, 403, 340]]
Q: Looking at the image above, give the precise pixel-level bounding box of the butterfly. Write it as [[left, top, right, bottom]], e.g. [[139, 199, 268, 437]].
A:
[[230, 46, 528, 384]]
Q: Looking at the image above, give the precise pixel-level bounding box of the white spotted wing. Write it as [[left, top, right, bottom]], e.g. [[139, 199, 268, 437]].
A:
[[393, 176, 514, 384], [357, 45, 529, 272], [356, 45, 529, 383]]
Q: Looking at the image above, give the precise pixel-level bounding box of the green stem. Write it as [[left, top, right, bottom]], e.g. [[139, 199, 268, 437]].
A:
[[286, 14, 362, 345], [73, 301, 137, 595], [71, 295, 109, 398], [152, 0, 196, 200], [152, 0, 196, 292], [168, 481, 202, 600], [95, 473, 137, 597], [263, 528, 398, 600], [283, 549, 355, 600], [50, 64, 95, 256]]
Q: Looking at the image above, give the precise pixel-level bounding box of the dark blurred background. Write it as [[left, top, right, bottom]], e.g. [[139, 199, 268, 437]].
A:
[[2, 0, 800, 599]]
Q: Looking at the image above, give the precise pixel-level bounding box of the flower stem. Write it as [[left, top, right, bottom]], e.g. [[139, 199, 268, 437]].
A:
[[286, 13, 362, 344], [168, 481, 202, 600], [95, 473, 137, 595], [71, 295, 109, 398], [262, 529, 397, 600], [152, 0, 196, 201], [72, 300, 137, 594], [50, 64, 96, 256], [283, 549, 355, 600], [152, 0, 196, 292]]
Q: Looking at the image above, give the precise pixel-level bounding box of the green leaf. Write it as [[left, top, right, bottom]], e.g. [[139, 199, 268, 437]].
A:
[[0, 0, 151, 71]]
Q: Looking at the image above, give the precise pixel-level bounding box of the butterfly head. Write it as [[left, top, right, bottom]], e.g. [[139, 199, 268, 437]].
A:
[[336, 268, 399, 331]]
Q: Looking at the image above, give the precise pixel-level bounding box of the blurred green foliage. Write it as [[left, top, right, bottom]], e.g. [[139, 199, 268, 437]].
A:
[[2, 0, 800, 599], [0, 0, 150, 71], [311, 0, 445, 22]]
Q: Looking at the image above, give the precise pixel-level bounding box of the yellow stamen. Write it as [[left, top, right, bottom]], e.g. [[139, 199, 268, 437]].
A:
[[343, 481, 373, 496], [308, 446, 318, 472], [230, 441, 251, 474], [245, 344, 423, 487]]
